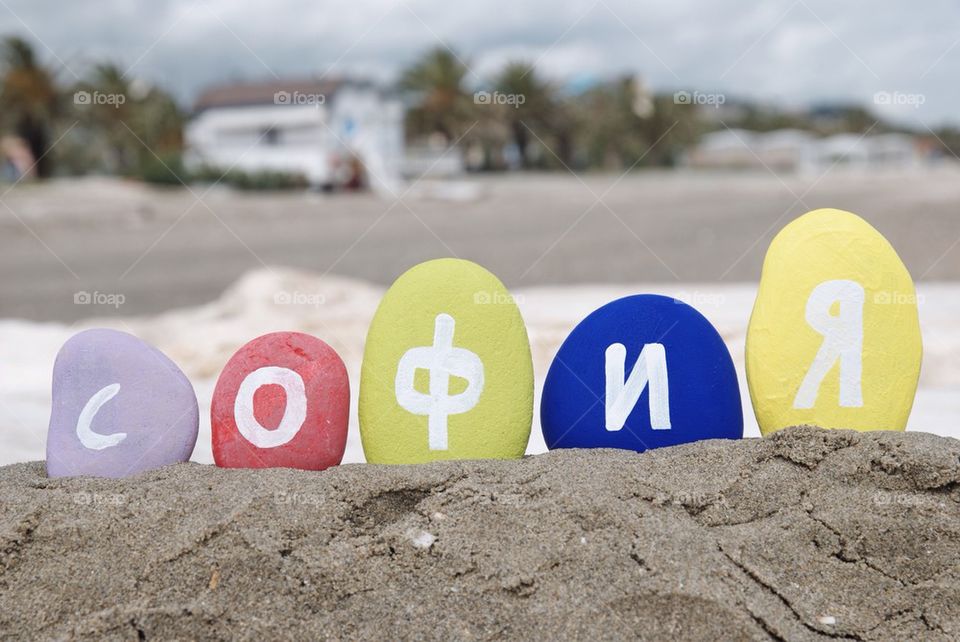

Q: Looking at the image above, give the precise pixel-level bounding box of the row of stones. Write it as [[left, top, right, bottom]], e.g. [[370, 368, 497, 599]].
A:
[[45, 208, 922, 478]]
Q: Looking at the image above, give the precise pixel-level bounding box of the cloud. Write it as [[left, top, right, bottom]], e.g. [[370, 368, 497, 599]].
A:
[[0, 0, 957, 126]]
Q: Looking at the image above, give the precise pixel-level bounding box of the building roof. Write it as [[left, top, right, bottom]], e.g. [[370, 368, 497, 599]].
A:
[[193, 78, 364, 111]]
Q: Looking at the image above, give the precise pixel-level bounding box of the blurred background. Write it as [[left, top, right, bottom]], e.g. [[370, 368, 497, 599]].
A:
[[0, 0, 957, 463]]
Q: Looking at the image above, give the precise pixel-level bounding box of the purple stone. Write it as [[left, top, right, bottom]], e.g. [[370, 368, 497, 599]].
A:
[[46, 329, 199, 478]]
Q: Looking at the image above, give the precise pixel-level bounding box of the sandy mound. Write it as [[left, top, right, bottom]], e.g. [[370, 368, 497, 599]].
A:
[[2, 427, 960, 640]]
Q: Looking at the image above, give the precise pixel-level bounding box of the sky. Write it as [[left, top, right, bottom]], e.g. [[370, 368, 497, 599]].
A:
[[0, 0, 957, 127]]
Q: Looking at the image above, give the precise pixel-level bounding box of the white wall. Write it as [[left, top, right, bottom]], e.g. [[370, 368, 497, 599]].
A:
[[184, 88, 405, 190]]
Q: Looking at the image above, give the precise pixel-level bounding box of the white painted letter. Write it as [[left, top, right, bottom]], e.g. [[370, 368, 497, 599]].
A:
[[793, 279, 865, 409], [235, 366, 307, 448], [605, 343, 671, 431], [76, 383, 127, 450], [395, 313, 484, 450]]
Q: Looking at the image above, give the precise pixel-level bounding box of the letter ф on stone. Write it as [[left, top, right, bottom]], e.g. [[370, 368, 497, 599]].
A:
[[359, 258, 533, 464]]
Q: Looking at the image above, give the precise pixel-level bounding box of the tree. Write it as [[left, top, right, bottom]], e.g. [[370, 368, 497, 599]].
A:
[[81, 64, 135, 173], [571, 75, 699, 169], [0, 36, 60, 177], [494, 62, 562, 168], [400, 47, 474, 142], [71, 63, 184, 178]]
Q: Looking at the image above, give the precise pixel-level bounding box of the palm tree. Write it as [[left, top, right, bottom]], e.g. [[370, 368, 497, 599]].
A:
[[400, 47, 474, 142], [74, 63, 183, 178], [0, 36, 60, 177], [494, 62, 561, 168], [572, 75, 699, 169], [125, 86, 184, 182], [82, 64, 135, 173]]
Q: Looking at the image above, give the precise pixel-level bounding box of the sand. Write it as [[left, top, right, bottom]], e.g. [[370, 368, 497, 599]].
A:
[[3, 170, 960, 321], [2, 426, 959, 640]]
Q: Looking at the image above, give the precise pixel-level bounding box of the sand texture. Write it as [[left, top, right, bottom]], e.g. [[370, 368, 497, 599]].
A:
[[2, 426, 960, 640]]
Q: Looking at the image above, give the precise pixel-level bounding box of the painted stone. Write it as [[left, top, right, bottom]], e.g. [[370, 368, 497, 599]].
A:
[[46, 329, 199, 478], [541, 294, 742, 452], [212, 332, 349, 470], [359, 258, 533, 463], [746, 208, 922, 436]]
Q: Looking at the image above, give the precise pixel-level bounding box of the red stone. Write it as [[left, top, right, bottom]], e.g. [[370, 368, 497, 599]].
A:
[[212, 332, 349, 470]]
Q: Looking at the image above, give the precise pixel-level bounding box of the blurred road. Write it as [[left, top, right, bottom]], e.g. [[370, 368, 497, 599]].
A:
[[0, 169, 958, 321]]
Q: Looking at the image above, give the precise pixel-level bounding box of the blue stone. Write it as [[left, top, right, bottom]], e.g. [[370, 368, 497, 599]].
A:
[[541, 294, 743, 452]]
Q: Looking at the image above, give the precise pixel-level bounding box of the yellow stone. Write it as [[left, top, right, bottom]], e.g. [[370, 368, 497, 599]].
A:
[[746, 208, 922, 436], [359, 259, 533, 463]]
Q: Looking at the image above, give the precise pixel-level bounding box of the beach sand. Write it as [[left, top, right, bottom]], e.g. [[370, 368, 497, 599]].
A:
[[3, 170, 960, 322], [1, 426, 959, 640]]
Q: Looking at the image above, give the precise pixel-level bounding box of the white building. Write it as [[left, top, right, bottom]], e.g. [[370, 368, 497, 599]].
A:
[[185, 79, 405, 193], [686, 129, 924, 172], [686, 129, 816, 171]]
